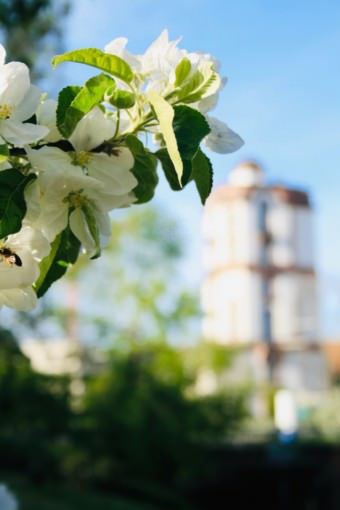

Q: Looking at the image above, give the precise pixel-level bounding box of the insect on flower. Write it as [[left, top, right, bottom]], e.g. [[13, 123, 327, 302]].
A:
[[0, 247, 22, 267]]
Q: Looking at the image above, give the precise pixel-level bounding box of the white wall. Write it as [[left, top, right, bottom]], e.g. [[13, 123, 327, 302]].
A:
[[271, 274, 318, 342], [202, 270, 263, 343]]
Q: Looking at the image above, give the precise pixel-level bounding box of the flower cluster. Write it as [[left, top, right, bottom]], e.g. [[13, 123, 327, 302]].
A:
[[0, 30, 243, 311]]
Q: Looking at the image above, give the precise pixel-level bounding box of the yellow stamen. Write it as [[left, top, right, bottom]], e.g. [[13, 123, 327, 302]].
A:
[[72, 151, 92, 167], [0, 104, 13, 119], [64, 189, 87, 208]]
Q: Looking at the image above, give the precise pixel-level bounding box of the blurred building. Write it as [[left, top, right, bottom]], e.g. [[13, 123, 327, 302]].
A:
[[202, 161, 318, 345], [21, 337, 106, 396], [21, 338, 83, 376], [200, 161, 329, 416]]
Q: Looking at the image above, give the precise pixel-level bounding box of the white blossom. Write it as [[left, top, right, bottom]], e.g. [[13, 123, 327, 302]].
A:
[[139, 30, 184, 84], [105, 31, 185, 95], [0, 45, 49, 146], [26, 146, 137, 255], [69, 107, 137, 191], [104, 37, 141, 71], [69, 106, 116, 152], [35, 98, 62, 143], [104, 31, 225, 116], [0, 225, 50, 311], [0, 34, 244, 312]]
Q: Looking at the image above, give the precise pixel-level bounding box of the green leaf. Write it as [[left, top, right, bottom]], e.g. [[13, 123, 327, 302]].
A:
[[0, 170, 36, 238], [147, 90, 183, 184], [156, 147, 213, 203], [125, 135, 158, 203], [52, 48, 134, 84], [108, 89, 136, 109], [175, 58, 192, 86], [191, 149, 213, 204], [174, 63, 221, 104], [176, 70, 204, 100], [173, 105, 210, 161], [154, 106, 210, 190], [34, 227, 81, 298], [56, 86, 82, 138], [59, 73, 116, 137], [155, 149, 192, 191], [0, 144, 9, 162], [183, 72, 219, 104], [81, 203, 101, 259]]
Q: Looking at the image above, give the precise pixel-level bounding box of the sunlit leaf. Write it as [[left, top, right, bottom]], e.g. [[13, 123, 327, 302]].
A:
[[58, 74, 115, 137], [108, 89, 136, 109], [175, 63, 221, 104], [147, 90, 183, 184], [82, 203, 101, 259], [52, 48, 134, 84], [175, 57, 192, 86]]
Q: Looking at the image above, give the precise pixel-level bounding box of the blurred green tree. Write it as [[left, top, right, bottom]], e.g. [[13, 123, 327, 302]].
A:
[[0, 0, 71, 81], [64, 341, 247, 506], [37, 206, 201, 347], [0, 326, 71, 480]]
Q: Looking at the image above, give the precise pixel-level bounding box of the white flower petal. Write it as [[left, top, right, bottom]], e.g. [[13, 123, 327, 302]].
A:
[[35, 99, 61, 142], [140, 30, 183, 78], [24, 180, 41, 222], [88, 149, 137, 193], [9, 224, 50, 261], [197, 93, 219, 114], [37, 205, 69, 242], [26, 145, 71, 173], [0, 62, 30, 108], [11, 85, 42, 122], [40, 169, 104, 201], [94, 206, 111, 238], [0, 45, 6, 66], [69, 208, 96, 255], [204, 116, 244, 154], [97, 190, 136, 210], [69, 107, 116, 152], [0, 287, 37, 311], [0, 225, 50, 311], [0, 258, 37, 290], [104, 37, 141, 70], [1, 119, 49, 146]]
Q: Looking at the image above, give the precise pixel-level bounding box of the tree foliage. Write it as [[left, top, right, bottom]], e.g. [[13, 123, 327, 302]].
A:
[[0, 329, 247, 506], [41, 206, 200, 346], [0, 327, 71, 478], [62, 341, 247, 506], [0, 0, 71, 81]]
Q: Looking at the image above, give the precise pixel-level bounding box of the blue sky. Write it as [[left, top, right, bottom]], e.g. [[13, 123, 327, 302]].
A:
[[60, 0, 340, 337]]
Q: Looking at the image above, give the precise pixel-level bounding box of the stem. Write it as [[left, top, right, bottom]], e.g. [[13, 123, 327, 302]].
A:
[[9, 140, 74, 157], [113, 109, 121, 139]]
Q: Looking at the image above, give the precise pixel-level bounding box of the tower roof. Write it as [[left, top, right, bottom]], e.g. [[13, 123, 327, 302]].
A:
[[228, 160, 265, 187], [205, 160, 311, 207]]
